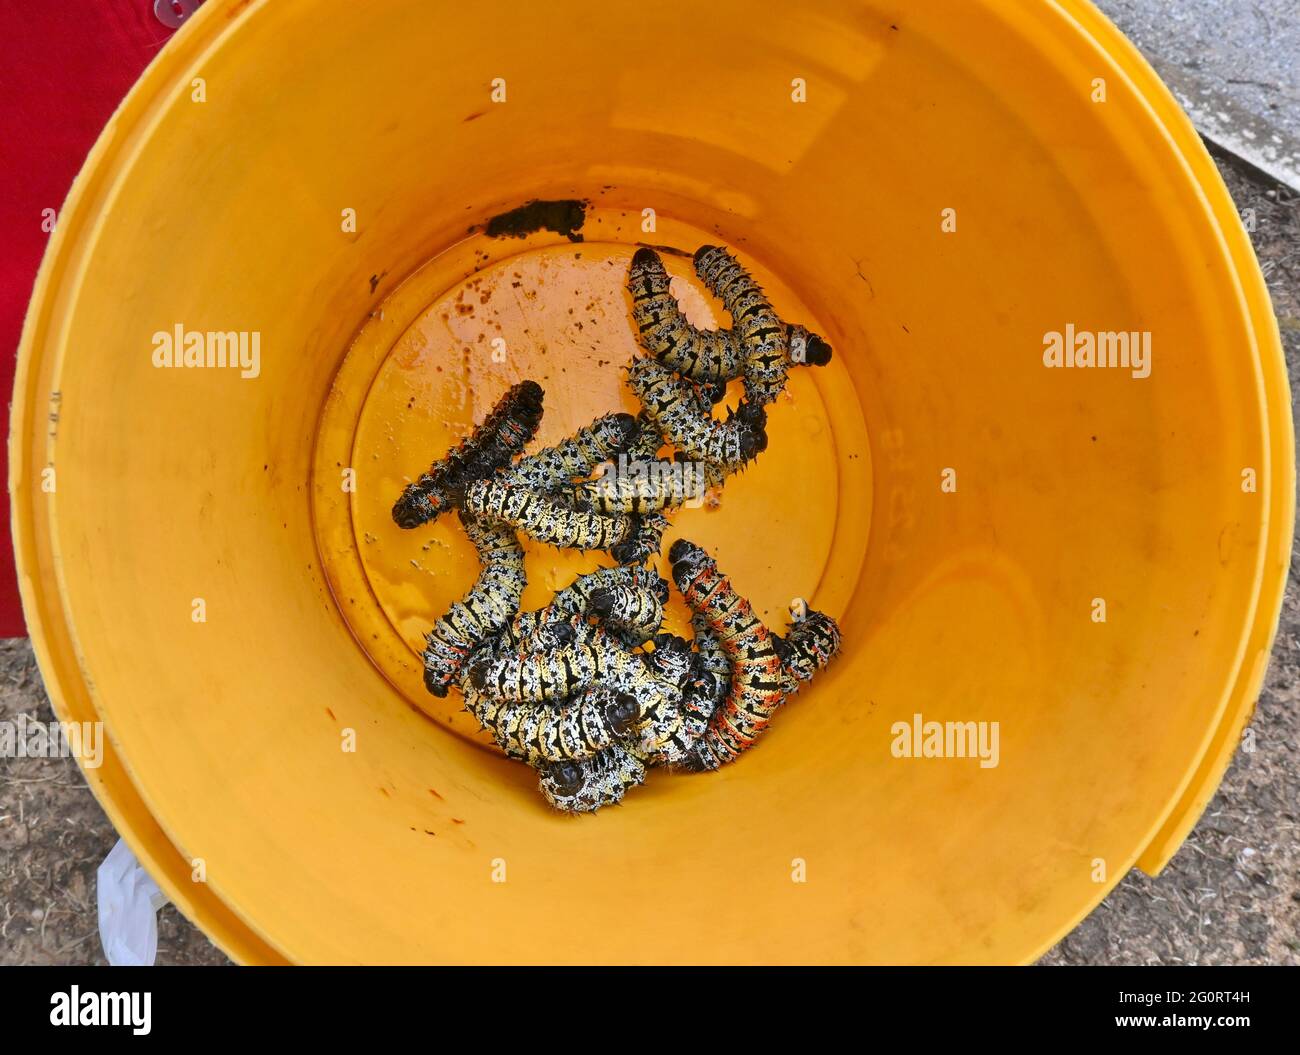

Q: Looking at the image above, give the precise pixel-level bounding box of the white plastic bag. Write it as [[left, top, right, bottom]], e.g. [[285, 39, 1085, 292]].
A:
[[97, 838, 168, 966]]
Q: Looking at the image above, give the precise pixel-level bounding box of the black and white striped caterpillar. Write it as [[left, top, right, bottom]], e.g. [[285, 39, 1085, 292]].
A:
[[775, 610, 842, 695], [467, 622, 692, 763], [602, 414, 699, 564], [538, 747, 647, 813], [420, 513, 526, 697], [392, 380, 544, 528], [626, 357, 767, 474], [468, 623, 683, 706], [497, 412, 639, 494], [693, 245, 832, 407], [574, 459, 711, 514], [610, 512, 671, 566], [464, 479, 636, 551], [465, 680, 642, 766], [628, 247, 745, 383], [526, 631, 719, 808], [628, 248, 831, 403], [686, 613, 731, 726], [501, 565, 668, 649]]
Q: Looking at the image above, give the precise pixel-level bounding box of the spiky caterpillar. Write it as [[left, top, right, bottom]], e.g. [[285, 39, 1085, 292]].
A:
[[467, 625, 691, 762], [498, 565, 667, 650], [392, 380, 544, 528], [420, 513, 526, 697], [574, 459, 711, 514], [466, 681, 642, 765], [629, 248, 832, 388], [547, 565, 667, 642], [633, 634, 704, 763], [468, 623, 683, 706], [528, 635, 699, 807], [626, 412, 665, 461], [626, 357, 767, 473], [629, 247, 745, 383], [606, 414, 696, 564], [464, 479, 635, 551], [693, 245, 832, 407], [497, 412, 639, 494], [687, 613, 731, 725], [610, 512, 671, 566], [687, 606, 840, 720], [586, 581, 666, 640], [668, 539, 786, 772], [775, 609, 842, 694], [539, 747, 647, 813]]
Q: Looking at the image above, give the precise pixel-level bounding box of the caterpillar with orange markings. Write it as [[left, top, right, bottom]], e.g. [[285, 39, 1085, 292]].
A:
[[392, 380, 544, 528], [775, 609, 842, 695], [667, 539, 788, 771]]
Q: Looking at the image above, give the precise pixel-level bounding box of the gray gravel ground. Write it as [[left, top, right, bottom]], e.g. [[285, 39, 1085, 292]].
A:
[[1096, 0, 1300, 189], [0, 165, 1295, 967]]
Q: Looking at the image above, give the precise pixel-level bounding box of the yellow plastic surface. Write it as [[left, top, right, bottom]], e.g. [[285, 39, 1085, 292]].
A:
[[10, 0, 1293, 964]]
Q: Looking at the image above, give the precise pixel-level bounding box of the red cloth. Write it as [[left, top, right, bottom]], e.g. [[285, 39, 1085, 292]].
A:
[[0, 2, 179, 636]]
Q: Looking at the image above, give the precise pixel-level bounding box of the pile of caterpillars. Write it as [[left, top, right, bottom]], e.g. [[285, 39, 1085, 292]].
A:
[[391, 246, 842, 811]]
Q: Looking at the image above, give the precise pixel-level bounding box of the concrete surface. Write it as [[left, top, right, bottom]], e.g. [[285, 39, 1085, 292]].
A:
[[1095, 0, 1300, 189]]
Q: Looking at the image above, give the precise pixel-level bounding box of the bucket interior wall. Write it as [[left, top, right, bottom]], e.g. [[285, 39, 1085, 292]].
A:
[[15, 0, 1290, 963]]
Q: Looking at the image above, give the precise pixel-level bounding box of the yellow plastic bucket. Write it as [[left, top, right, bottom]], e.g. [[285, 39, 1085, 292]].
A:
[[11, 0, 1292, 964]]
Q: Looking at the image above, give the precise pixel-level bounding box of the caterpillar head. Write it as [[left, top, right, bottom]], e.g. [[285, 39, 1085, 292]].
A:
[[693, 244, 725, 269], [685, 651, 727, 701], [631, 246, 664, 272], [585, 587, 616, 621], [787, 325, 833, 367], [652, 632, 690, 653], [729, 400, 769, 460], [603, 692, 641, 736], [606, 411, 642, 452], [544, 760, 587, 799], [538, 617, 579, 648], [392, 489, 441, 529], [540, 749, 646, 812], [668, 539, 713, 590], [783, 609, 843, 682], [644, 640, 694, 689], [423, 666, 450, 698], [466, 655, 490, 691], [699, 380, 728, 405], [511, 379, 546, 418]]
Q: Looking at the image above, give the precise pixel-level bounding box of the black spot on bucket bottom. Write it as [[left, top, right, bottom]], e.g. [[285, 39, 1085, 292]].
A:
[[484, 199, 587, 242]]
